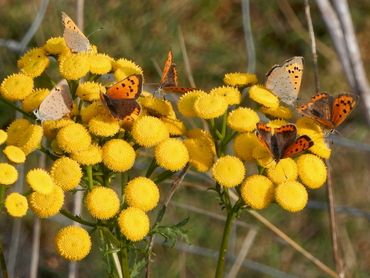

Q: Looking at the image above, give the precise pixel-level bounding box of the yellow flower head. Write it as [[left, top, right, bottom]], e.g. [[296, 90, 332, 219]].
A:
[[223, 72, 258, 88], [227, 107, 259, 132], [186, 128, 216, 154], [17, 47, 50, 77], [241, 175, 274, 209], [88, 113, 120, 137], [212, 155, 245, 188], [275, 181, 308, 212], [57, 123, 91, 153], [155, 138, 189, 171], [86, 186, 120, 219], [5, 193, 28, 217], [183, 138, 214, 172], [296, 154, 327, 189], [18, 124, 43, 155], [249, 85, 279, 109], [76, 81, 106, 101], [3, 145, 26, 164], [0, 73, 34, 101], [6, 119, 30, 145], [161, 117, 186, 136], [194, 94, 228, 119], [55, 226, 92, 261], [22, 88, 49, 112], [27, 169, 54, 194], [0, 163, 18, 185], [112, 58, 144, 81], [308, 138, 331, 159], [125, 177, 160, 212], [43, 37, 68, 55], [296, 117, 323, 135], [267, 158, 298, 184], [118, 207, 150, 241], [59, 53, 90, 80], [140, 96, 173, 117], [89, 53, 112, 74], [70, 144, 103, 165], [42, 118, 74, 139], [0, 130, 7, 145], [267, 119, 288, 129], [80, 101, 106, 123], [131, 116, 169, 147], [178, 90, 207, 117], [28, 185, 64, 218], [102, 139, 136, 172], [233, 132, 260, 161], [252, 145, 275, 169], [210, 86, 241, 105], [261, 105, 293, 120], [50, 157, 82, 191]]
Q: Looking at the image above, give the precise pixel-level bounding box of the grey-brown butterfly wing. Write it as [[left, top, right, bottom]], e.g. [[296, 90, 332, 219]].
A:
[[265, 56, 304, 106], [62, 12, 91, 53], [35, 79, 73, 121]]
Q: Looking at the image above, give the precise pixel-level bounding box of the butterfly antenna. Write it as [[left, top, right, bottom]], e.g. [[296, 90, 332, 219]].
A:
[[86, 27, 104, 39]]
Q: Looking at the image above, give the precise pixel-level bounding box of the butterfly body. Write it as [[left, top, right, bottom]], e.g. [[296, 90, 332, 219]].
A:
[[101, 74, 143, 122], [256, 123, 313, 162], [62, 12, 91, 53], [34, 79, 73, 121], [265, 56, 304, 106], [297, 92, 358, 130]]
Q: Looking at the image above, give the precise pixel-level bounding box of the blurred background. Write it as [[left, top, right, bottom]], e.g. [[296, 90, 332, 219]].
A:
[[0, 0, 369, 277]]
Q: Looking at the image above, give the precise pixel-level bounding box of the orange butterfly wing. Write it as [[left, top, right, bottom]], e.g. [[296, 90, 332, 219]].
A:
[[107, 74, 143, 100], [282, 135, 313, 158], [331, 94, 358, 128], [160, 50, 174, 86]]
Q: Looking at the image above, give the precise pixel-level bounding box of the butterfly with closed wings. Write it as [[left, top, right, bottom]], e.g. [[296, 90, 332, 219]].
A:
[[101, 74, 143, 123], [256, 122, 313, 162], [62, 12, 91, 53], [265, 56, 304, 106], [297, 92, 358, 131]]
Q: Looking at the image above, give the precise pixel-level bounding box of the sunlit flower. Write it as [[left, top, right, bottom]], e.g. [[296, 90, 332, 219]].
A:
[[125, 177, 160, 212], [241, 175, 274, 209], [296, 117, 323, 135], [178, 90, 207, 117], [267, 158, 298, 184], [227, 107, 259, 132], [0, 130, 7, 145], [14, 124, 43, 155], [17, 47, 50, 77], [51, 157, 82, 191], [184, 138, 214, 172], [26, 169, 54, 194], [194, 94, 228, 119], [233, 132, 260, 161], [59, 53, 90, 80], [86, 187, 120, 219], [212, 156, 245, 188], [210, 86, 241, 105], [22, 88, 49, 112], [57, 123, 91, 153], [131, 116, 169, 147], [3, 145, 26, 164], [80, 101, 106, 123], [0, 163, 18, 185], [297, 154, 327, 189], [249, 85, 279, 108], [102, 139, 136, 172], [223, 72, 258, 87], [70, 144, 103, 165], [140, 96, 173, 117], [261, 105, 292, 120], [28, 185, 64, 218], [5, 193, 28, 217], [89, 113, 120, 137], [252, 145, 275, 169], [42, 119, 74, 139], [43, 37, 68, 55], [161, 117, 186, 136], [76, 81, 106, 101], [118, 207, 150, 241], [155, 138, 189, 171], [308, 138, 331, 159], [55, 226, 91, 261], [6, 119, 30, 145], [275, 181, 308, 212], [89, 53, 112, 74], [0, 73, 34, 101], [186, 128, 216, 154], [113, 58, 144, 81]]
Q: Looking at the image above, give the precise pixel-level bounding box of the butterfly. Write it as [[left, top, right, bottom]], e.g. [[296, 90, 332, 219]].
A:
[[156, 50, 195, 94], [297, 92, 358, 130], [265, 56, 304, 106], [101, 74, 143, 122], [34, 79, 73, 121], [62, 12, 91, 53], [256, 122, 313, 162]]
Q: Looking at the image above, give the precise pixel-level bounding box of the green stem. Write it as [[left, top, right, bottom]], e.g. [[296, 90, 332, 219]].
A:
[[0, 98, 33, 120], [60, 209, 98, 227], [86, 165, 93, 191], [145, 158, 158, 178], [221, 112, 227, 139], [0, 242, 8, 278], [0, 186, 6, 212], [153, 170, 175, 184], [121, 172, 128, 200], [121, 246, 130, 278], [215, 210, 236, 278]]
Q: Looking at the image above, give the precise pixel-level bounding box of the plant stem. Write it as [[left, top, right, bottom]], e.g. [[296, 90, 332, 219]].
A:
[[0, 98, 33, 120], [121, 246, 130, 278], [215, 210, 235, 278], [145, 158, 157, 178], [0, 186, 6, 212], [221, 112, 227, 139], [60, 209, 97, 227], [153, 170, 175, 184], [86, 165, 93, 191], [0, 242, 8, 278]]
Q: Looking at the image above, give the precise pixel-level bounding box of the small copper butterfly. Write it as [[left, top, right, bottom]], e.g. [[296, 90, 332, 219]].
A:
[[34, 79, 73, 121], [297, 92, 358, 130], [157, 50, 195, 94], [62, 12, 91, 53], [256, 122, 313, 162], [265, 56, 304, 106], [101, 74, 143, 122]]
